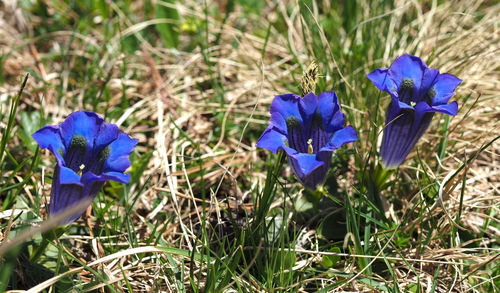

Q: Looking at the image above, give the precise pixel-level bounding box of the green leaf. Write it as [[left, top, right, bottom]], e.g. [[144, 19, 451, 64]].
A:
[[157, 246, 214, 263], [322, 247, 341, 268], [18, 111, 41, 153], [96, 0, 109, 18], [294, 193, 314, 213], [155, 1, 179, 48]]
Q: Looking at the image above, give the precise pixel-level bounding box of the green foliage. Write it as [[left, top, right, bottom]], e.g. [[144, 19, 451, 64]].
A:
[[321, 247, 341, 268], [155, 0, 180, 48]]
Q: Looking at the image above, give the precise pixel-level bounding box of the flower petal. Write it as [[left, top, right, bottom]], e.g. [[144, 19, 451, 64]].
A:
[[49, 183, 86, 223], [270, 94, 302, 123], [94, 122, 120, 154], [316, 91, 342, 130], [59, 111, 107, 169], [366, 68, 398, 93], [387, 95, 415, 120], [431, 73, 462, 105], [269, 112, 288, 134], [431, 101, 458, 116], [380, 105, 435, 169], [32, 125, 66, 161], [299, 92, 318, 123], [320, 126, 358, 152], [317, 92, 337, 120], [416, 68, 439, 102], [49, 165, 87, 224], [287, 153, 326, 189], [58, 116, 74, 149], [380, 97, 423, 169], [389, 54, 427, 90], [103, 132, 138, 173], [82, 171, 131, 185], [256, 127, 287, 153], [326, 110, 345, 134], [59, 111, 104, 149], [414, 101, 458, 116], [380, 110, 415, 169], [101, 171, 131, 184], [58, 165, 83, 186], [70, 111, 104, 143]]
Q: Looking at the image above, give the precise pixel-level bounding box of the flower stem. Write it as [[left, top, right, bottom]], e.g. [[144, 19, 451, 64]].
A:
[[367, 163, 394, 219]]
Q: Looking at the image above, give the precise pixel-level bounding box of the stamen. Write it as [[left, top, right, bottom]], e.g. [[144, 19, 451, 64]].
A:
[[66, 135, 87, 171], [423, 87, 436, 104], [78, 164, 85, 176], [399, 78, 415, 104], [410, 101, 416, 107], [307, 138, 314, 154]]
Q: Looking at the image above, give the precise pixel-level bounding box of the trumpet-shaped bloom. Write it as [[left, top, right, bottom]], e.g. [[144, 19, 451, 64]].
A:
[[32, 111, 138, 224], [367, 54, 461, 169], [257, 92, 358, 189]]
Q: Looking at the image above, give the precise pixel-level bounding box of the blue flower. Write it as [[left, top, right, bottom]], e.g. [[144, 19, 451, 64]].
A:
[[367, 54, 461, 169], [32, 111, 138, 224], [257, 92, 358, 189]]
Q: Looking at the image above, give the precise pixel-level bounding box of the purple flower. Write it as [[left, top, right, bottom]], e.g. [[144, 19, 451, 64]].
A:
[[367, 54, 461, 169], [32, 111, 138, 224], [257, 92, 358, 189]]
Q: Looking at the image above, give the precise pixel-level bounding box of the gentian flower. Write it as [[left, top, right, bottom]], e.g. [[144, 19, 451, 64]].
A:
[[257, 92, 358, 189], [32, 111, 138, 224], [367, 54, 461, 169]]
